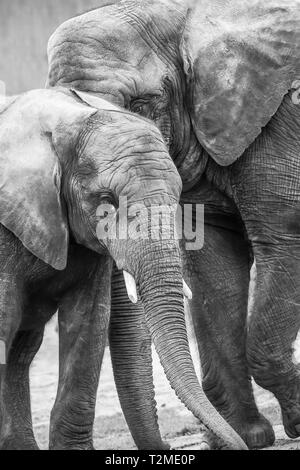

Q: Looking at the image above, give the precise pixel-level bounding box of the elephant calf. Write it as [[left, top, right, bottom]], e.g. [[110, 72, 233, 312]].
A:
[[0, 88, 246, 450]]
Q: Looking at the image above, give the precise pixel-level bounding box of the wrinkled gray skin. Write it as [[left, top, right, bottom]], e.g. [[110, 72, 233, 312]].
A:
[[46, 0, 300, 449], [0, 88, 246, 450]]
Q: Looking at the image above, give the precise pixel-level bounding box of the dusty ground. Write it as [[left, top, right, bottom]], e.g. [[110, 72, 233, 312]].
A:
[[30, 315, 300, 450]]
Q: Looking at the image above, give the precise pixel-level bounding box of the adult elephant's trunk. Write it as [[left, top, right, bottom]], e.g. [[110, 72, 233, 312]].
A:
[[113, 236, 247, 450]]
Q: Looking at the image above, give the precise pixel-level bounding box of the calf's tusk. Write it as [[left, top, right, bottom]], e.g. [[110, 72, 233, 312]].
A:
[[0, 340, 6, 365], [183, 280, 193, 300], [123, 271, 138, 304], [123, 272, 192, 303]]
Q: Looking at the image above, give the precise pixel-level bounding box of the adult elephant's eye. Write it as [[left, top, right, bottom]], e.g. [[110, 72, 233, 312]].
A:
[[130, 99, 149, 116]]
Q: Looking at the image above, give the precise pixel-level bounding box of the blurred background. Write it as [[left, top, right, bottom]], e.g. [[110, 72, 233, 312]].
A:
[[0, 0, 101, 93]]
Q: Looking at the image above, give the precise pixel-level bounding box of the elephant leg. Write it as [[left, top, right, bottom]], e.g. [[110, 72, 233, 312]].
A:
[[246, 243, 300, 439], [231, 127, 300, 440], [49, 257, 112, 450], [183, 221, 274, 449], [0, 274, 29, 449], [110, 267, 168, 450], [0, 328, 44, 450]]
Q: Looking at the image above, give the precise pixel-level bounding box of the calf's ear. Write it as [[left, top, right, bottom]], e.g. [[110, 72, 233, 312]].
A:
[[0, 89, 96, 270]]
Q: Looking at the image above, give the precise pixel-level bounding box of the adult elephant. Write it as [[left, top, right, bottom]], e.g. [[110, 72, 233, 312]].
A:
[[47, 0, 300, 449], [0, 88, 246, 450]]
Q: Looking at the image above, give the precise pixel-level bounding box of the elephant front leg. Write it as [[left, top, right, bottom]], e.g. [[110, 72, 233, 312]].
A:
[[183, 221, 274, 449], [0, 274, 42, 450], [231, 134, 300, 441], [247, 244, 300, 439], [0, 328, 44, 450], [50, 258, 112, 450]]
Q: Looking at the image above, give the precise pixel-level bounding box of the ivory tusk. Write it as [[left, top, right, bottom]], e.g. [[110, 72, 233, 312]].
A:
[[123, 271, 138, 304], [183, 280, 193, 300], [0, 340, 6, 365]]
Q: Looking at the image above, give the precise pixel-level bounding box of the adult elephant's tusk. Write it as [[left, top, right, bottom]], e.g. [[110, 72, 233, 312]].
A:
[[123, 271, 138, 304], [183, 280, 192, 300]]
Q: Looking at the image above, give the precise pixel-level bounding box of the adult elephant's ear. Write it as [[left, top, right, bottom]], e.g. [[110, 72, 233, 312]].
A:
[[0, 89, 96, 270], [181, 0, 300, 165]]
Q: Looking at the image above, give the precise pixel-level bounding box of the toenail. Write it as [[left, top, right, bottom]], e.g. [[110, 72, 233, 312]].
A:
[[295, 424, 300, 435], [199, 441, 210, 450]]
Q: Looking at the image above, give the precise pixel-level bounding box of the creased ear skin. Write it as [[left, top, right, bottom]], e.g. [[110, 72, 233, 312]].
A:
[[182, 0, 300, 165], [0, 90, 96, 270]]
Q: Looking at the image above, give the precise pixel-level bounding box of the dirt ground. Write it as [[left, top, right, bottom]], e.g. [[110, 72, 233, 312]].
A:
[[30, 315, 300, 451]]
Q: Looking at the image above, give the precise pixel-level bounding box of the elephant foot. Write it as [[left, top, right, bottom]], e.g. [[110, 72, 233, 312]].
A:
[[50, 412, 95, 450], [235, 414, 275, 449], [203, 376, 274, 448], [284, 416, 300, 439], [281, 389, 300, 439], [51, 444, 95, 451], [0, 412, 39, 449], [49, 436, 95, 451], [272, 377, 300, 440], [0, 433, 39, 450], [50, 430, 95, 450], [50, 441, 95, 450]]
